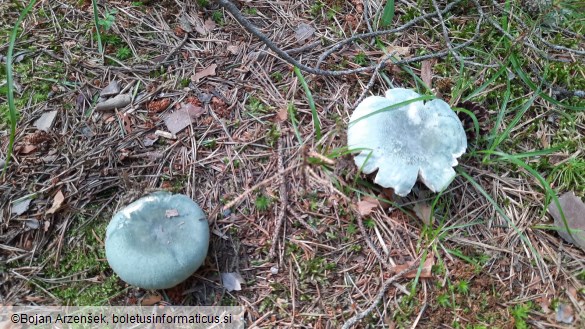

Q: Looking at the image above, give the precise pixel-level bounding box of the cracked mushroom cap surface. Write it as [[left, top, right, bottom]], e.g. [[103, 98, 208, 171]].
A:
[[348, 88, 467, 196], [105, 192, 209, 289]]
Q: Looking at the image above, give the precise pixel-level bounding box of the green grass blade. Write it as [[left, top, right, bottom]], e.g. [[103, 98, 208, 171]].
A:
[[452, 106, 479, 146], [288, 102, 303, 144], [294, 66, 321, 141], [486, 85, 537, 154], [348, 95, 436, 126], [510, 55, 584, 111], [3, 0, 38, 177], [92, 0, 103, 54], [461, 66, 506, 102], [487, 67, 511, 145], [380, 0, 395, 28]]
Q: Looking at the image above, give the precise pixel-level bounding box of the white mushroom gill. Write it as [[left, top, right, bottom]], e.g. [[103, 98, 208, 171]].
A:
[[348, 88, 467, 196]]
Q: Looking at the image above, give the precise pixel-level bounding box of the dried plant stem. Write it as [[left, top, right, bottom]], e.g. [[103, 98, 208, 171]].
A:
[[269, 126, 288, 259]]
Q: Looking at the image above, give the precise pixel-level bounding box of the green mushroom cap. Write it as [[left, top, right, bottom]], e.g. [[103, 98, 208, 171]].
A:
[[105, 192, 209, 289]]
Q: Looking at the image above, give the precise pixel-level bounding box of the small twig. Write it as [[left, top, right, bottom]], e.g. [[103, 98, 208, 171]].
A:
[[215, 0, 465, 76], [315, 0, 464, 68], [285, 40, 321, 55], [269, 126, 288, 259], [341, 260, 420, 329]]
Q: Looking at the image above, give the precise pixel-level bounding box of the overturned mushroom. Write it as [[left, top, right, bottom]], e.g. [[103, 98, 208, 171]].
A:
[[105, 192, 209, 289], [347, 88, 467, 196]]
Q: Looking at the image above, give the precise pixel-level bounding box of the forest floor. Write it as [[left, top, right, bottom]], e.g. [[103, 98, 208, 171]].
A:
[[1, 0, 584, 328]]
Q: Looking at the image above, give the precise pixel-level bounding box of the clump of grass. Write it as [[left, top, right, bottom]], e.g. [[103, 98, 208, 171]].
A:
[[548, 158, 585, 192], [42, 218, 124, 304], [3, 0, 37, 176]]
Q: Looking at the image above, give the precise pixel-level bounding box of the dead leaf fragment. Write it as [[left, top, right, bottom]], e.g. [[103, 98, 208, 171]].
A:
[[141, 295, 162, 306], [163, 102, 204, 134], [34, 110, 58, 132], [16, 144, 37, 154], [275, 108, 288, 122], [295, 23, 316, 44], [100, 80, 120, 97], [227, 44, 240, 55], [221, 272, 245, 292], [195, 18, 216, 35], [413, 202, 434, 225], [548, 191, 585, 251], [46, 190, 65, 215], [555, 303, 574, 324], [357, 196, 380, 216], [421, 59, 434, 88], [191, 64, 217, 83], [386, 45, 410, 60], [12, 198, 32, 215], [394, 254, 435, 278]]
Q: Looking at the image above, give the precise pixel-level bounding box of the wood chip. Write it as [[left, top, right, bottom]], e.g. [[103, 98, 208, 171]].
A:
[[154, 130, 176, 140], [96, 94, 132, 111]]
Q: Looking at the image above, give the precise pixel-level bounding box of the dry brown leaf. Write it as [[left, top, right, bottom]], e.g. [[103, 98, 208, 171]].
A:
[[141, 295, 162, 306], [295, 23, 316, 44], [191, 64, 217, 83], [538, 296, 551, 313], [357, 196, 379, 216], [227, 44, 240, 55], [421, 59, 434, 88], [386, 45, 410, 60], [46, 190, 65, 215], [17, 144, 37, 154], [163, 108, 193, 135], [275, 108, 288, 122], [394, 254, 435, 278], [413, 202, 434, 225], [204, 18, 216, 30]]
